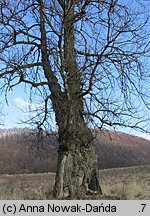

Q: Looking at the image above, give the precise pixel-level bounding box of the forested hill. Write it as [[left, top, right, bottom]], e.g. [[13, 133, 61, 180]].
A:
[[0, 128, 150, 174]]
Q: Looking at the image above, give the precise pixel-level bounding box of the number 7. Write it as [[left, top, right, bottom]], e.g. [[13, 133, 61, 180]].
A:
[[141, 204, 146, 212]]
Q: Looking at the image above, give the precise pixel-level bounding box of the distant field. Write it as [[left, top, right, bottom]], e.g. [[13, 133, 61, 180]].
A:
[[0, 165, 149, 199]]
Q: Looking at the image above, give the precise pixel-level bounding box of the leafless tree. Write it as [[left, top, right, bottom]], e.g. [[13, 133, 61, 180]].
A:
[[0, 0, 150, 198]]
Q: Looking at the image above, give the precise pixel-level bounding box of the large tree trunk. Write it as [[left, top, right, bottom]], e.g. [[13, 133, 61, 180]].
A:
[[53, 135, 101, 199], [38, 1, 101, 198], [53, 96, 102, 199], [52, 1, 101, 199]]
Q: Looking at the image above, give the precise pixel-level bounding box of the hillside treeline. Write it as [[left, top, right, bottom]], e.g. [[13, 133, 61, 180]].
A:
[[0, 128, 150, 174], [0, 128, 57, 174]]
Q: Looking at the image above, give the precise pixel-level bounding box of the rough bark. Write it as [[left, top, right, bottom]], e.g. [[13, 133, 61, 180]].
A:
[[52, 87, 101, 198], [53, 105, 101, 199], [39, 0, 101, 199], [51, 1, 102, 199]]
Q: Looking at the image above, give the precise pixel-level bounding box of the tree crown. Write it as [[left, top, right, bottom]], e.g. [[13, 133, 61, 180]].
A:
[[0, 0, 150, 133]]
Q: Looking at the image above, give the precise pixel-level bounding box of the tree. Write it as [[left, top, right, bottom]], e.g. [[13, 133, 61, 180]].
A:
[[0, 0, 150, 198]]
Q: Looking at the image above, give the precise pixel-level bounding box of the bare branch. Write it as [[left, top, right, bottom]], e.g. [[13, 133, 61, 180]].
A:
[[0, 62, 42, 78]]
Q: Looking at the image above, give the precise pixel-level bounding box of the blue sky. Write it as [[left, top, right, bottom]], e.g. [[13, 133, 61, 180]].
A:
[[1, 84, 30, 128], [0, 81, 56, 130], [1, 82, 46, 128]]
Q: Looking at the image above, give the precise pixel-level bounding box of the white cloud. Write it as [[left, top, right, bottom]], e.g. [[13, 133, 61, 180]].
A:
[[14, 97, 44, 110], [14, 97, 31, 108]]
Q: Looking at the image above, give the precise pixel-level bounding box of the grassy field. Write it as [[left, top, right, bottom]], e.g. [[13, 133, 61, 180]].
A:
[[0, 165, 149, 200]]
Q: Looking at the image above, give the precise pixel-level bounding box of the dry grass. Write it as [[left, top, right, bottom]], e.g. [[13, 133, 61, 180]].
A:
[[0, 173, 55, 200], [0, 165, 149, 200], [99, 165, 150, 199]]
